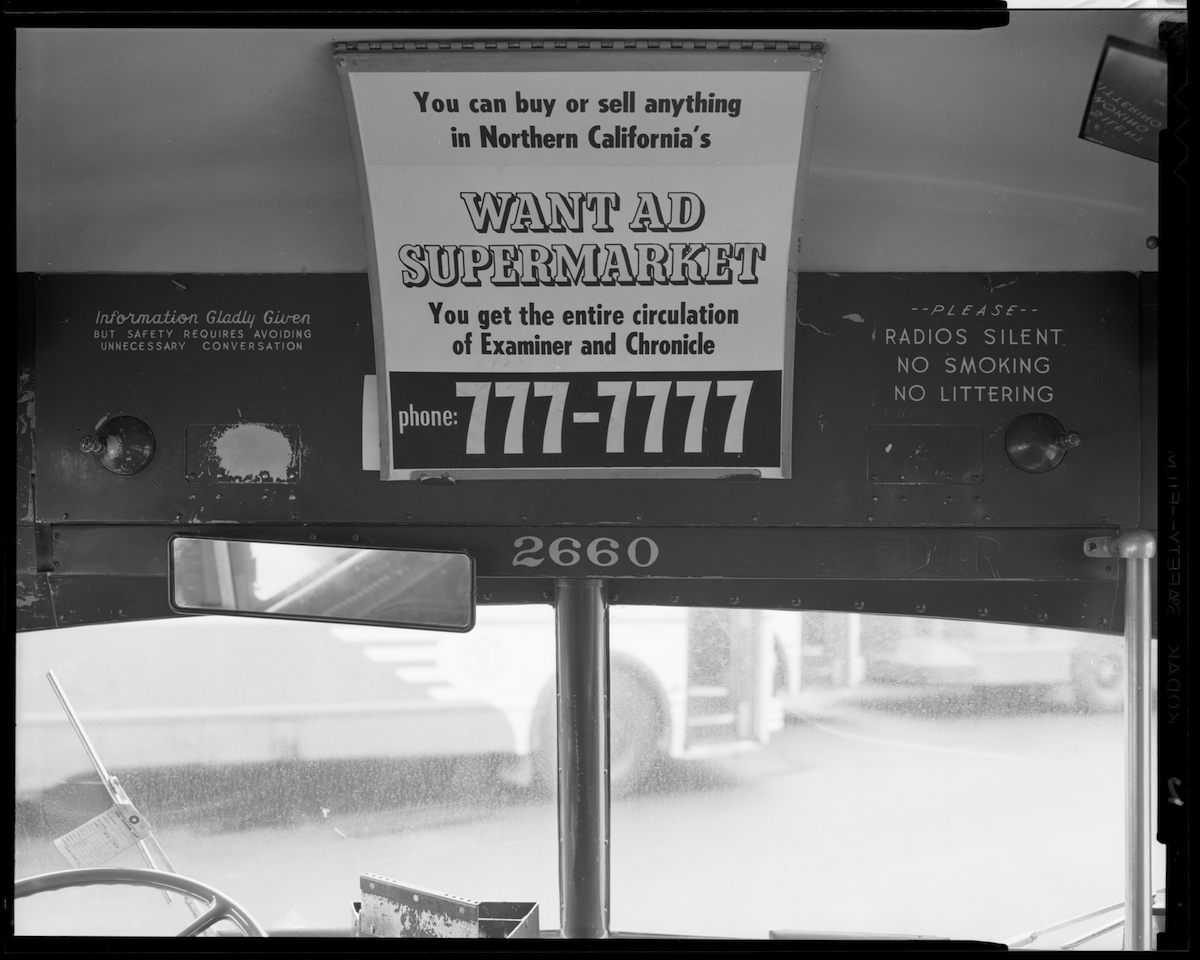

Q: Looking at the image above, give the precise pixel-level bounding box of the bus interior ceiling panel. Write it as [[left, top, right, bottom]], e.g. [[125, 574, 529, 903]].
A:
[[16, 15, 1159, 636]]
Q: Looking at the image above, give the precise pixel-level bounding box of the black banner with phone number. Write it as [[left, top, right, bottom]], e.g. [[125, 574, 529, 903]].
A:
[[388, 370, 781, 469]]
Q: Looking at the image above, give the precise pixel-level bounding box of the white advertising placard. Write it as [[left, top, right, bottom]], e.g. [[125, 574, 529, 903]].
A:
[[339, 46, 821, 479]]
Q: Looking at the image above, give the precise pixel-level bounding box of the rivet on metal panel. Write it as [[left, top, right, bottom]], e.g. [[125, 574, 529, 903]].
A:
[[1038, 613, 1048, 622], [309, 534, 317, 541], [669, 596, 679, 603], [791, 599, 801, 607], [483, 593, 492, 601], [62, 513, 69, 519], [867, 516, 873, 522], [916, 604, 926, 614], [543, 590, 552, 599], [978, 608, 989, 617], [215, 494, 222, 500], [730, 597, 739, 605], [854, 602, 864, 611]]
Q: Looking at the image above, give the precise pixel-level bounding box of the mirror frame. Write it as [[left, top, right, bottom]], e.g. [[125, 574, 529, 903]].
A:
[[167, 535, 477, 632]]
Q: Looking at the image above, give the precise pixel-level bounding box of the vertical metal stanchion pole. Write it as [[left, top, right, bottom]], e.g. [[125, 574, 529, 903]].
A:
[[1119, 531, 1156, 951], [554, 578, 610, 939]]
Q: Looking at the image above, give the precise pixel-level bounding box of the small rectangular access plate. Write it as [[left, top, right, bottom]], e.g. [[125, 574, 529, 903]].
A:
[[186, 423, 301, 483], [867, 424, 983, 484]]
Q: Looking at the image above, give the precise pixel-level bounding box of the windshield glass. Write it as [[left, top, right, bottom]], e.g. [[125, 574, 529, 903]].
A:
[[14, 609, 1162, 941]]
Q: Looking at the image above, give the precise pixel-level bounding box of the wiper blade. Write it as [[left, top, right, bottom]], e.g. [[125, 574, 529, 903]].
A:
[[1005, 888, 1165, 949]]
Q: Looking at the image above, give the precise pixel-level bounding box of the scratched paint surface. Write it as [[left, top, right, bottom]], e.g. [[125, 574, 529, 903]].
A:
[[186, 423, 301, 483], [360, 891, 477, 937], [214, 424, 294, 481]]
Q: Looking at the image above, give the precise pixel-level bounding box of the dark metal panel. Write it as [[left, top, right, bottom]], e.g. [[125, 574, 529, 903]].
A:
[[33, 273, 1143, 529], [866, 425, 983, 485], [33, 274, 373, 526], [48, 524, 1120, 583], [46, 576, 174, 629], [793, 272, 1141, 528], [27, 522, 1133, 634]]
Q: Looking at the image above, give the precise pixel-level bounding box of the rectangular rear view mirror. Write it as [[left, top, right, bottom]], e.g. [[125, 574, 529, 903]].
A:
[[169, 537, 475, 631]]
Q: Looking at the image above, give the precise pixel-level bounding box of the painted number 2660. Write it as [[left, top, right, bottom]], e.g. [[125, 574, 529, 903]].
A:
[[512, 535, 660, 569]]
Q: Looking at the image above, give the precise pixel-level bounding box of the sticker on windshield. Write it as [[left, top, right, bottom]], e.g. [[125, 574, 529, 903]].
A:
[[53, 803, 153, 868]]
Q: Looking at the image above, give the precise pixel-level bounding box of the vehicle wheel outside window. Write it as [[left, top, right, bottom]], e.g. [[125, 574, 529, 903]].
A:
[[529, 660, 668, 797], [1071, 641, 1125, 713]]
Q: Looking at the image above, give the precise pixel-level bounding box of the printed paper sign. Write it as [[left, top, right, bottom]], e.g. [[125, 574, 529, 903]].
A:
[[340, 53, 818, 479], [53, 803, 153, 868]]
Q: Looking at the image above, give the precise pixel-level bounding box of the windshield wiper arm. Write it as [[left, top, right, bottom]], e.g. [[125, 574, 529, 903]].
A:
[[1006, 888, 1165, 949]]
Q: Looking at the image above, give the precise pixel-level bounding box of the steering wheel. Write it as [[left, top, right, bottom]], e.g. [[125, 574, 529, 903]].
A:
[[14, 866, 267, 937]]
